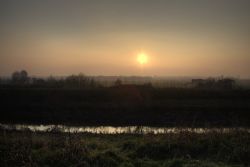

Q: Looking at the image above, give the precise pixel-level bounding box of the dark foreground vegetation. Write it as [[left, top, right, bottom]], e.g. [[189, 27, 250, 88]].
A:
[[0, 87, 250, 127], [0, 129, 249, 167]]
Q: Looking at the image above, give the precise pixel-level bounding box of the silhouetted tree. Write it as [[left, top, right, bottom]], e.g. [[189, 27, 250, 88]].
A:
[[47, 76, 59, 87], [90, 78, 96, 88], [114, 79, 122, 86], [65, 73, 88, 88], [31, 77, 46, 86], [12, 70, 29, 84]]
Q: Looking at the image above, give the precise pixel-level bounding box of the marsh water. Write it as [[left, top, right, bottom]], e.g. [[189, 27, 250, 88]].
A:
[[1, 124, 249, 134]]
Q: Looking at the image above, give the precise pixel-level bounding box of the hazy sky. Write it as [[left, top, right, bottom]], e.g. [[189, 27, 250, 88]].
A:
[[0, 0, 250, 77]]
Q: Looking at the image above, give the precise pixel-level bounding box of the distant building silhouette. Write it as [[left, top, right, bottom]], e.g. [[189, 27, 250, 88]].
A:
[[191, 77, 235, 89]]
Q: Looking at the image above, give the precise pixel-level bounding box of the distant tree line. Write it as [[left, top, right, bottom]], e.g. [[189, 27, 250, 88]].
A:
[[0, 70, 240, 90], [0, 70, 155, 89], [0, 70, 100, 89]]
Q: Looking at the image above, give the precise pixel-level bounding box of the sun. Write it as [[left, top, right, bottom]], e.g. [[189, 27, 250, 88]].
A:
[[137, 52, 148, 65]]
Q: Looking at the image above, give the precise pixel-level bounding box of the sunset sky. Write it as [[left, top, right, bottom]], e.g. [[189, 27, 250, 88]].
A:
[[0, 0, 250, 77]]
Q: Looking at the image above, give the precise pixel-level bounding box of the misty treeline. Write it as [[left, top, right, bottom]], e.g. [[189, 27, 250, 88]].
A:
[[0, 70, 242, 89], [0, 70, 155, 88], [0, 70, 100, 88]]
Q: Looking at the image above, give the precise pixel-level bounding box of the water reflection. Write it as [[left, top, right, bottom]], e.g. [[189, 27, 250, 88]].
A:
[[0, 124, 249, 134]]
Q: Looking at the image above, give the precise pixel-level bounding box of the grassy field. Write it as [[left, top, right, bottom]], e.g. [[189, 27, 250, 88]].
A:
[[0, 87, 250, 127], [0, 129, 249, 167]]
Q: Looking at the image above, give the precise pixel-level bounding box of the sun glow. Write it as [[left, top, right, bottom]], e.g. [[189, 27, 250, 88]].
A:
[[137, 53, 148, 65]]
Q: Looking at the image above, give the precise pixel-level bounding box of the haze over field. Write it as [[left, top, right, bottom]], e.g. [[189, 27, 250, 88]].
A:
[[0, 0, 250, 77]]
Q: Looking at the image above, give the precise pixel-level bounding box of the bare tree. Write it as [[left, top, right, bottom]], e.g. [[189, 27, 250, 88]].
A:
[[12, 70, 29, 84]]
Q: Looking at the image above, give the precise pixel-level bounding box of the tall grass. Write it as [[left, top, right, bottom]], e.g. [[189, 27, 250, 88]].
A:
[[0, 129, 249, 167]]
